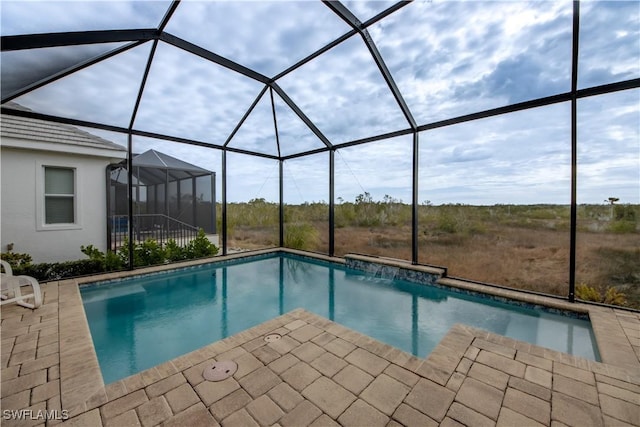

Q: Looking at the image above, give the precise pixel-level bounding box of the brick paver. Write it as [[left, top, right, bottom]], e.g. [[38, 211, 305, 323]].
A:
[[337, 399, 389, 427], [360, 373, 410, 416], [245, 395, 284, 425], [455, 377, 504, 420], [195, 377, 240, 406], [238, 366, 281, 398], [405, 378, 455, 422], [104, 409, 141, 427], [146, 373, 186, 398], [267, 382, 304, 412], [502, 387, 550, 425], [280, 362, 321, 392], [163, 403, 218, 427], [333, 364, 374, 395], [221, 408, 258, 427], [164, 382, 200, 413], [210, 388, 252, 421], [392, 403, 438, 427], [278, 400, 322, 427], [302, 377, 356, 419], [1, 264, 639, 427], [344, 348, 389, 376]]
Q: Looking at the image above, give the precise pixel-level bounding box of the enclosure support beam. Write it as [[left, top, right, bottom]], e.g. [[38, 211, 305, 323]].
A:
[[211, 173, 217, 236], [568, 0, 580, 303], [130, 39, 159, 129], [127, 134, 135, 270], [270, 88, 282, 158], [283, 127, 414, 160], [329, 150, 335, 257], [275, 0, 411, 81], [160, 33, 270, 84], [192, 176, 197, 230], [362, 29, 417, 130], [412, 132, 419, 265], [1, 29, 158, 51], [0, 105, 283, 160], [271, 83, 332, 149], [323, 1, 362, 29], [105, 166, 113, 252], [279, 160, 284, 248], [222, 151, 228, 256], [2, 76, 637, 162], [158, 1, 180, 32], [165, 170, 170, 242], [274, 30, 357, 81], [323, 1, 417, 130]]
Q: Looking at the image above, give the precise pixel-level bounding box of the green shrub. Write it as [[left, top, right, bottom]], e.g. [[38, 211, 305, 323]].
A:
[[575, 284, 601, 302], [114, 232, 217, 267], [165, 239, 188, 262], [0, 252, 32, 268], [81, 245, 123, 271], [467, 221, 488, 235], [135, 239, 166, 267], [285, 223, 319, 250], [603, 287, 627, 306], [436, 215, 457, 234], [335, 203, 356, 228], [3, 233, 219, 282], [576, 283, 627, 306], [184, 229, 219, 258], [614, 204, 637, 222], [608, 220, 636, 234], [12, 260, 104, 282]]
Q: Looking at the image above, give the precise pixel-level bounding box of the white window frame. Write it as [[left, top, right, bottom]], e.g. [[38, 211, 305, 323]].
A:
[[36, 161, 82, 231]]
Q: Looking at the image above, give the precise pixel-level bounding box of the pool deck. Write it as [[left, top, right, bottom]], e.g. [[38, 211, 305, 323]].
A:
[[1, 249, 639, 427]]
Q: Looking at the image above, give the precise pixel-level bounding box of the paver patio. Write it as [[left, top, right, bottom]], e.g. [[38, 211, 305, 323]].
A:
[[1, 250, 639, 426]]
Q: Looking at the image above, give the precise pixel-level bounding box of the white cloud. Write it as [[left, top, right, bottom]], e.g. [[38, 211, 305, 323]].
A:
[[578, 1, 640, 88], [135, 42, 265, 145], [278, 34, 410, 144], [164, 1, 350, 77], [368, 0, 573, 122], [2, 1, 637, 205]]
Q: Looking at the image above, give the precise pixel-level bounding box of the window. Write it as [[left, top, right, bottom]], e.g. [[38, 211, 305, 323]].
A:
[[44, 167, 75, 224]]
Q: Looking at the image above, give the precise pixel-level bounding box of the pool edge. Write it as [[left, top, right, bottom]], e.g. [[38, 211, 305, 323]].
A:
[[62, 249, 640, 416]]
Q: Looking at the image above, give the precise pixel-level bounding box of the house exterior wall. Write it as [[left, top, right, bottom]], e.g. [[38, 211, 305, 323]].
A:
[[1, 146, 117, 263]]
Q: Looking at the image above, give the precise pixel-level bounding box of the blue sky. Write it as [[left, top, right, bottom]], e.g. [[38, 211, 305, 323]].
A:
[[1, 0, 638, 205]]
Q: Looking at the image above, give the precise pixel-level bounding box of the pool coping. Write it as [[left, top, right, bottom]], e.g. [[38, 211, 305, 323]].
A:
[[53, 248, 640, 417]]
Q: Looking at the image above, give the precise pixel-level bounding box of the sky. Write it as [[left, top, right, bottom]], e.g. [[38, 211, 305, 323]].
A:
[[1, 0, 638, 205]]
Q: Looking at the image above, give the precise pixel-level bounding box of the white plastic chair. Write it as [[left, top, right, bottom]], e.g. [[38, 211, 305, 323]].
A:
[[1, 259, 42, 309]]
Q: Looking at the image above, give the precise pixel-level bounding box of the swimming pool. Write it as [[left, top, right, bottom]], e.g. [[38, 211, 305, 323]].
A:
[[81, 253, 600, 384]]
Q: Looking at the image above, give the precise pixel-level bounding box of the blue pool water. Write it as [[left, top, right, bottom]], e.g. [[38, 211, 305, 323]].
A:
[[81, 253, 599, 384]]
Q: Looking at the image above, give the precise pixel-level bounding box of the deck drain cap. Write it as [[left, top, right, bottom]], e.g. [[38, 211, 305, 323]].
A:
[[202, 360, 237, 382], [264, 333, 282, 342]]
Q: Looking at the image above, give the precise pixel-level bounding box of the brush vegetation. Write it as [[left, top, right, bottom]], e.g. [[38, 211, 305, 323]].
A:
[[222, 195, 639, 309]]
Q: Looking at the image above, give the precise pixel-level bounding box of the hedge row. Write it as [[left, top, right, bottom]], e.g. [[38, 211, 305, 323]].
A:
[[10, 259, 105, 282], [1, 230, 219, 282]]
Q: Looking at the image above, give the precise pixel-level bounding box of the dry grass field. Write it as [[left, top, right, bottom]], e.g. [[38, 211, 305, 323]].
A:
[[225, 200, 640, 309]]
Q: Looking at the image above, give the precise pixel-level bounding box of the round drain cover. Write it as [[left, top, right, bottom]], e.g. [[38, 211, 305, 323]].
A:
[[202, 360, 237, 382], [264, 333, 282, 342]]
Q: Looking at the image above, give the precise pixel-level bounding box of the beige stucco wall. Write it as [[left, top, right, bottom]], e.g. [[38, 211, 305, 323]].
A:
[[1, 145, 121, 263]]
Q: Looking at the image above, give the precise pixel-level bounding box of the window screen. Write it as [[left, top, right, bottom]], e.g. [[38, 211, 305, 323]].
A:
[[44, 167, 75, 224]]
